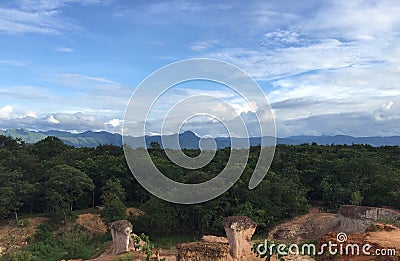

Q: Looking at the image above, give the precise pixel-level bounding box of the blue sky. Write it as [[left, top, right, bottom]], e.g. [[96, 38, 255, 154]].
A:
[[0, 0, 400, 137]]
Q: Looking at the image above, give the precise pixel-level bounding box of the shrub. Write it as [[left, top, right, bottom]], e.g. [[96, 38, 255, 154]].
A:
[[101, 198, 126, 223], [0, 250, 34, 261]]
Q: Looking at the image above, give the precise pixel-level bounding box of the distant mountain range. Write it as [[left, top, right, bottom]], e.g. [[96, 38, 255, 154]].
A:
[[1, 128, 400, 148]]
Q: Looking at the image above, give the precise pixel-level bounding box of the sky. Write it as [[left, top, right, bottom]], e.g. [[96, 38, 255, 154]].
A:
[[0, 0, 400, 137]]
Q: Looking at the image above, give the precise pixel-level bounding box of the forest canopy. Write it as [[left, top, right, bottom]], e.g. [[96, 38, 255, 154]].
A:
[[0, 134, 399, 235]]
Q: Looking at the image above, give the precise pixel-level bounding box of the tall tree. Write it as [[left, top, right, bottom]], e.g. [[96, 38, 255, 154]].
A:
[[46, 165, 94, 220], [0, 168, 33, 220], [100, 178, 126, 204]]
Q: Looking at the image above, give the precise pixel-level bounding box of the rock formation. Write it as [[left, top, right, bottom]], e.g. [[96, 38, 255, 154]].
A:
[[176, 240, 230, 261], [176, 216, 260, 261], [267, 206, 400, 243], [222, 216, 258, 260], [107, 220, 133, 254], [201, 235, 229, 244], [339, 205, 400, 234]]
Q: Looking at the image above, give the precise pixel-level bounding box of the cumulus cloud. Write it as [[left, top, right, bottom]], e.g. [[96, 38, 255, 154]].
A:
[[373, 100, 400, 122], [105, 118, 120, 128], [262, 29, 302, 47], [47, 115, 60, 124], [0, 105, 13, 119], [2, 1, 400, 138], [281, 111, 400, 137], [0, 110, 122, 133], [200, 0, 400, 137], [24, 110, 37, 118]]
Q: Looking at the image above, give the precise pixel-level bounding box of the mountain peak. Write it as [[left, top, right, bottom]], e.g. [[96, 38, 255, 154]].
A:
[[2, 128, 400, 148], [180, 130, 198, 137]]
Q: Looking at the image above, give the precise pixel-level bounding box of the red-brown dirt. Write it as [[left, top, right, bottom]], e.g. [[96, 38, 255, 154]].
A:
[[316, 224, 400, 261]]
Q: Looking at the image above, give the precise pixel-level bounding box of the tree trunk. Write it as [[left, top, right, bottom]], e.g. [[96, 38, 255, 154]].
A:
[[14, 210, 19, 223], [63, 209, 67, 223]]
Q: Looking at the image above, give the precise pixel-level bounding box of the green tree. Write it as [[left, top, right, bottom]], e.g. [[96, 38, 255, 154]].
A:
[[45, 165, 94, 220], [100, 178, 127, 223], [30, 136, 70, 161], [100, 178, 126, 204], [0, 168, 33, 221], [320, 175, 344, 211], [101, 198, 126, 223], [134, 197, 177, 235], [149, 141, 161, 150], [350, 191, 363, 206]]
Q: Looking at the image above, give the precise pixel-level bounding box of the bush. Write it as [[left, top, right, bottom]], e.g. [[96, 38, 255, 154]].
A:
[[101, 198, 126, 223], [0, 250, 34, 261]]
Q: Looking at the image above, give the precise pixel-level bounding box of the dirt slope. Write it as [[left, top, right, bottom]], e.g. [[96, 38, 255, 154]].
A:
[[268, 208, 340, 243], [0, 217, 48, 255], [76, 213, 107, 234]]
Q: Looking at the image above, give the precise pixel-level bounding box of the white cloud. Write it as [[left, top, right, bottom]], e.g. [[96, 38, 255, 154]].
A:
[[17, 0, 111, 12], [0, 105, 13, 119], [57, 73, 120, 86], [0, 7, 69, 34], [145, 1, 203, 14], [373, 100, 400, 122], [383, 101, 394, 111], [0, 111, 121, 132], [0, 0, 110, 34], [263, 29, 300, 44], [47, 115, 60, 124], [208, 38, 381, 81], [0, 60, 26, 66], [305, 0, 400, 40], [105, 118, 120, 127], [0, 85, 56, 102], [0, 77, 129, 122], [197, 0, 400, 137], [56, 47, 74, 52], [24, 110, 37, 118], [190, 40, 219, 52], [1, 0, 400, 138], [280, 109, 400, 137]]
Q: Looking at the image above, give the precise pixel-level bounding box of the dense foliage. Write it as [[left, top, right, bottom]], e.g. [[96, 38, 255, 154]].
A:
[[1, 134, 400, 237]]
